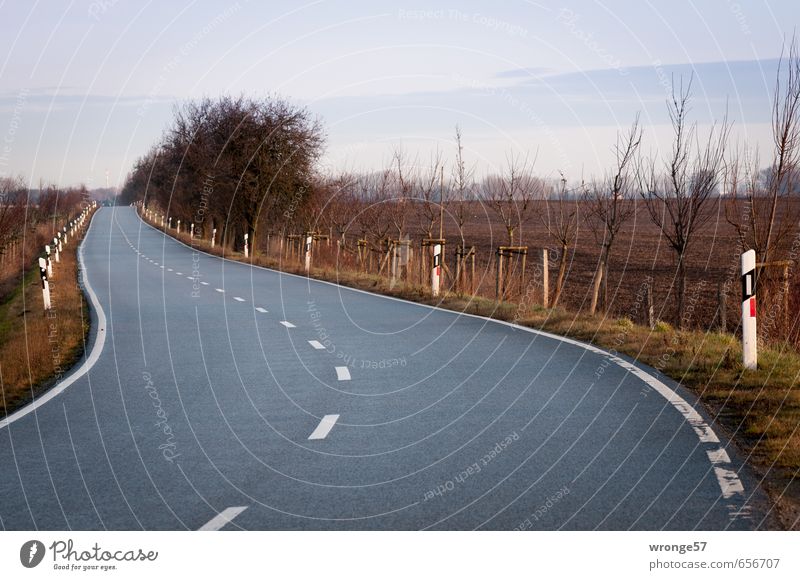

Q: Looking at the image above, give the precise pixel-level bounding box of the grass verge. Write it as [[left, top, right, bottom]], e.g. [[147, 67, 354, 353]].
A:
[[145, 212, 800, 529], [0, 215, 94, 419]]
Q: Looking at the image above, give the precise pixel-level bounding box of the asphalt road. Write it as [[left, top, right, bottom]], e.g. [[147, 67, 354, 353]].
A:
[[0, 207, 774, 530]]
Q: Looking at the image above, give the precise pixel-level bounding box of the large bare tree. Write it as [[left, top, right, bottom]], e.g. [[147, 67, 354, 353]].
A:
[[583, 116, 642, 314], [640, 77, 730, 327], [542, 173, 579, 308], [725, 37, 800, 269], [414, 150, 445, 239], [450, 125, 476, 244]]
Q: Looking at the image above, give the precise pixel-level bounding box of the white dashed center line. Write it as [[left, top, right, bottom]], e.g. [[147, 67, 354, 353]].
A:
[[308, 340, 325, 350], [255, 307, 268, 313], [215, 288, 225, 293], [335, 366, 351, 381], [308, 414, 340, 440], [198, 506, 248, 531], [279, 321, 295, 328], [233, 297, 245, 302]]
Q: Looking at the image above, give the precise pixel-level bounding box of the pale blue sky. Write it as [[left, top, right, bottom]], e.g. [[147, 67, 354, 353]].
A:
[[0, 0, 796, 187]]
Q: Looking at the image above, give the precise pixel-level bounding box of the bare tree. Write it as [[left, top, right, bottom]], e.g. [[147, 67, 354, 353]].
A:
[[583, 115, 642, 314], [450, 125, 476, 244], [640, 77, 730, 327], [542, 172, 579, 308], [323, 172, 358, 250], [725, 36, 800, 268], [414, 150, 445, 238], [0, 176, 26, 253], [360, 169, 394, 264], [481, 152, 538, 246]]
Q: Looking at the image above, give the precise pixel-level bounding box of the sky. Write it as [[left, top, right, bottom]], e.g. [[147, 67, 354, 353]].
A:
[[0, 0, 797, 188]]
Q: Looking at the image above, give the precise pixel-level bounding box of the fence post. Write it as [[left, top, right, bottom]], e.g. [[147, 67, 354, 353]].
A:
[[496, 250, 503, 301], [305, 234, 312, 273], [541, 248, 549, 308]]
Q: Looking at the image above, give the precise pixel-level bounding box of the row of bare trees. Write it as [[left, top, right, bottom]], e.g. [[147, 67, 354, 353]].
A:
[[123, 41, 800, 333]]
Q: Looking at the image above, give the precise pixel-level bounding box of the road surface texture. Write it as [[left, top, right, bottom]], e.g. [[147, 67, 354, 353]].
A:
[[0, 207, 773, 530]]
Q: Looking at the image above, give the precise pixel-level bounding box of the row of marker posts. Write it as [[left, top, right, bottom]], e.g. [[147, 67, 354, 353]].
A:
[[141, 205, 226, 251], [430, 246, 757, 369], [141, 205, 314, 270], [39, 203, 96, 311]]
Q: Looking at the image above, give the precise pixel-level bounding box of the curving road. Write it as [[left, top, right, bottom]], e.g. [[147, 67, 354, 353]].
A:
[[0, 207, 773, 530]]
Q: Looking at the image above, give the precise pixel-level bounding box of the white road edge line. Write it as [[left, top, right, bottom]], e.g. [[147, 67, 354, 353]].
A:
[[308, 340, 325, 350], [308, 414, 340, 440], [0, 210, 105, 430], [335, 366, 351, 381], [279, 321, 295, 328], [198, 506, 248, 531], [136, 210, 744, 502], [706, 448, 745, 499]]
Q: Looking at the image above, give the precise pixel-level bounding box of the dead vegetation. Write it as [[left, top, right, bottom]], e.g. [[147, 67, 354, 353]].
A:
[[0, 214, 93, 418]]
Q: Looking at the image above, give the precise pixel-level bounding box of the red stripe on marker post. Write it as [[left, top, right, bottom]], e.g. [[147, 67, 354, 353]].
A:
[[750, 297, 756, 318]]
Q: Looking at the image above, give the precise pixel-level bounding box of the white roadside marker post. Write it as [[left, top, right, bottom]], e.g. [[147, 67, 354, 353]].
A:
[[45, 245, 53, 278], [244, 233, 249, 258], [190, 223, 194, 239], [57, 232, 63, 253], [53, 237, 60, 263], [177, 219, 181, 234], [211, 228, 217, 248], [38, 257, 51, 311], [304, 234, 312, 273], [168, 217, 172, 229], [431, 243, 442, 297], [63, 226, 68, 245], [742, 249, 757, 370]]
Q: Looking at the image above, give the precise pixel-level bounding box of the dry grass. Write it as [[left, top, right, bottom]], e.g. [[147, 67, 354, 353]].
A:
[[0, 219, 92, 417], [148, 212, 800, 528]]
